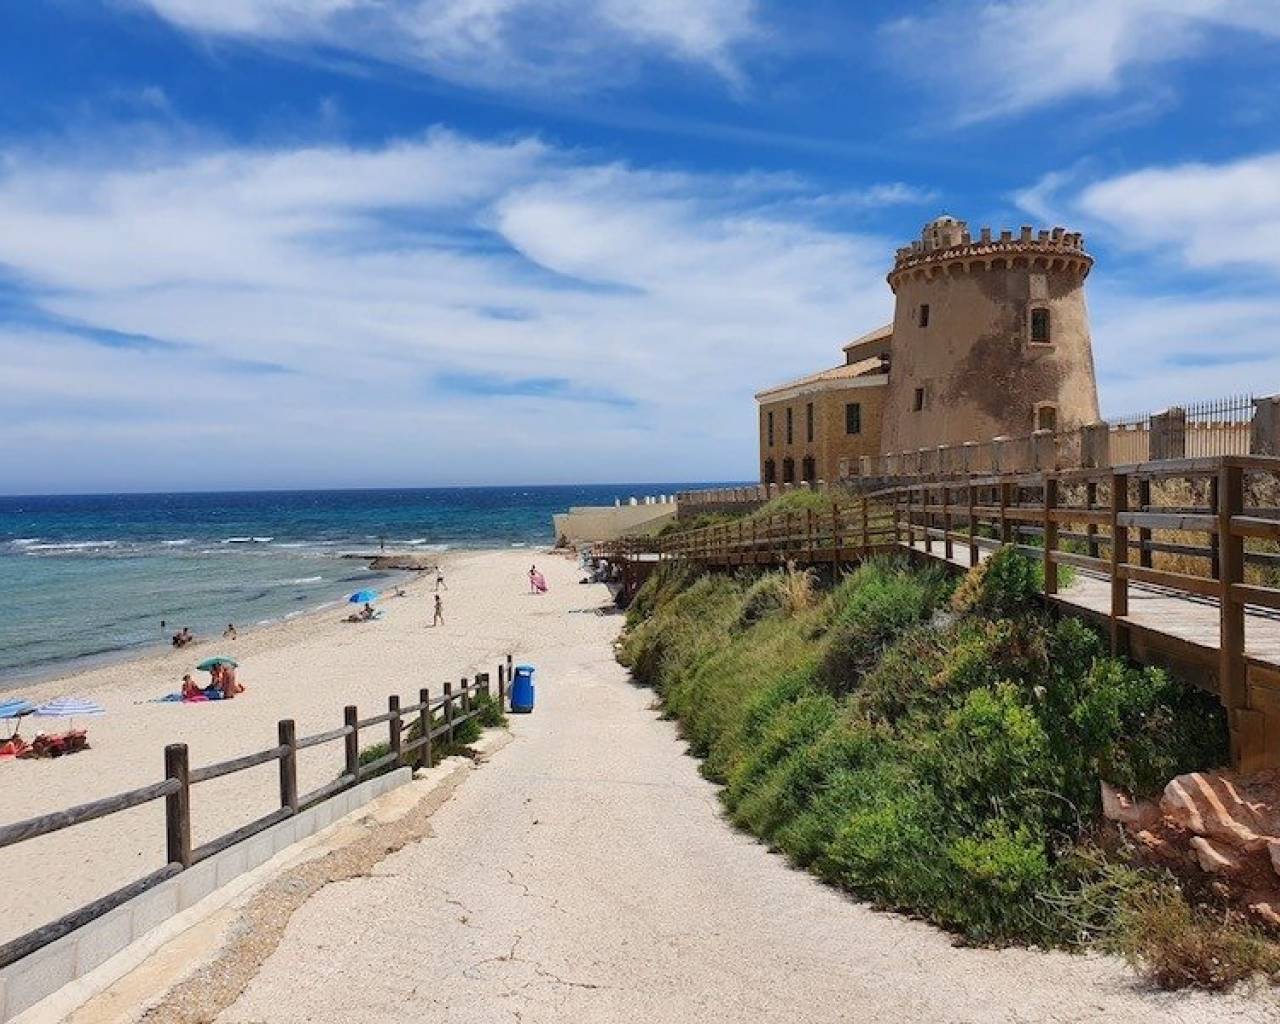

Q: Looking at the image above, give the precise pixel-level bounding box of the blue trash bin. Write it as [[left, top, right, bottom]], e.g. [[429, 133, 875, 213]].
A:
[[510, 664, 536, 713]]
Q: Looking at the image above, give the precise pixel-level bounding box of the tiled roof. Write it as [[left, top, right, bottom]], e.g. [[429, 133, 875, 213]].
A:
[[841, 322, 893, 352], [755, 356, 885, 400]]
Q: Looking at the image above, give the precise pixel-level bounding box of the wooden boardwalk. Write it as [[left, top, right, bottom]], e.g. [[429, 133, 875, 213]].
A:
[[597, 454, 1280, 771], [905, 537, 1280, 665]]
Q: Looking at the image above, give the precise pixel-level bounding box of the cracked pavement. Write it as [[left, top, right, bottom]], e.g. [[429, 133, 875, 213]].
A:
[[216, 603, 1274, 1023]]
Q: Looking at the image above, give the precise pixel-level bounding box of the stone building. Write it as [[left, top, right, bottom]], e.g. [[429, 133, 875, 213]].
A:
[[755, 215, 1100, 482]]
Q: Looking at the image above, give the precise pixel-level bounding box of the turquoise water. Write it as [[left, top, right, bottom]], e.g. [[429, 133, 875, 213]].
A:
[[0, 485, 717, 686]]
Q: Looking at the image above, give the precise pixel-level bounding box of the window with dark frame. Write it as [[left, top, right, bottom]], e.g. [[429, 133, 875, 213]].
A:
[[801, 456, 815, 482], [764, 459, 776, 484], [782, 457, 795, 483], [767, 411, 774, 446], [1037, 405, 1057, 431], [845, 402, 861, 435], [919, 304, 930, 328], [806, 402, 814, 443], [913, 387, 925, 412], [786, 407, 793, 445], [1031, 307, 1051, 343]]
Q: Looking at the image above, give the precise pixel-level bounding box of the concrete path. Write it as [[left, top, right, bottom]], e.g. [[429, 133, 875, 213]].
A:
[[217, 605, 1272, 1023]]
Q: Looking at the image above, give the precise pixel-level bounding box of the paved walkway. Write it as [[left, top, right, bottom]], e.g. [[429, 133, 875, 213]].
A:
[[202, 604, 1275, 1023]]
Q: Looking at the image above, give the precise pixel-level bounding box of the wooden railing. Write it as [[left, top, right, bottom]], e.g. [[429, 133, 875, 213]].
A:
[[596, 455, 1280, 772], [0, 655, 515, 970]]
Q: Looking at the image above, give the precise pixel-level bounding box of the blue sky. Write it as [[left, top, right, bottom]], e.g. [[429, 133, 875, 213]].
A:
[[3, 1, 1280, 493]]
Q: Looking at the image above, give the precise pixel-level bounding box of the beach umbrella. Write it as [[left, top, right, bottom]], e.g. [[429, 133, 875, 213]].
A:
[[0, 699, 33, 736], [33, 697, 105, 725], [196, 656, 238, 672], [349, 589, 379, 604], [0, 700, 33, 719]]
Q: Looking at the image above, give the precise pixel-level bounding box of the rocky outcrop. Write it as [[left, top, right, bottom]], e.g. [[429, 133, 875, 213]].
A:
[[1102, 769, 1280, 928]]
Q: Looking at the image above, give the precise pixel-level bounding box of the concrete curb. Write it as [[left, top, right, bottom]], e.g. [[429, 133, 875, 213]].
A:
[[3, 732, 512, 1024]]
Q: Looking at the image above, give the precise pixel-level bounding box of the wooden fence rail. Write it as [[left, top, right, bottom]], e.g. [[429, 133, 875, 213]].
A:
[[0, 654, 515, 971], [596, 455, 1280, 774]]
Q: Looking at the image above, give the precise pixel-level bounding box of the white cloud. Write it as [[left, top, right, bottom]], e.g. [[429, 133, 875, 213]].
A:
[[0, 128, 893, 491], [1011, 151, 1280, 415], [1077, 151, 1280, 274], [124, 0, 760, 92], [883, 0, 1280, 123]]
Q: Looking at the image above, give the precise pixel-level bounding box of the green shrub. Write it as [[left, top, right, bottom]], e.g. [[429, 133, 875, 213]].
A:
[[618, 554, 1241, 978], [816, 560, 950, 695]]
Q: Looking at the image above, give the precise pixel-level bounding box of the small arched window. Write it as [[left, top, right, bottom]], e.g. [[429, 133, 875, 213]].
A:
[[1031, 307, 1051, 344], [801, 456, 816, 482], [763, 459, 776, 484], [782, 457, 795, 484]]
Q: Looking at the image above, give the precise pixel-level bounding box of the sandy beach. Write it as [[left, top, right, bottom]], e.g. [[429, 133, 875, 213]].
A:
[[0, 547, 597, 947]]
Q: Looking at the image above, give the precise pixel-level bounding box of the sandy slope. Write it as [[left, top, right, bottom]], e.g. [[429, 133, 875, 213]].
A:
[[0, 548, 588, 946]]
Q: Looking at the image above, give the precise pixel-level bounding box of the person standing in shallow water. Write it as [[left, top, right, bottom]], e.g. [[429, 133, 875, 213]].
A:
[[432, 594, 444, 627]]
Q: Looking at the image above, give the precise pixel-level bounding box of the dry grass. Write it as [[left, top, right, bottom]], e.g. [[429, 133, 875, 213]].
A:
[[1114, 889, 1280, 992]]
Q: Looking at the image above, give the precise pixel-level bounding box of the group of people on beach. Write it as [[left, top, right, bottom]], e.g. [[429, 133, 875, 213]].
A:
[[180, 663, 243, 701]]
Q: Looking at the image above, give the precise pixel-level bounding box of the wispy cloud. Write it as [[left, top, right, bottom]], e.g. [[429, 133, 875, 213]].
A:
[[125, 0, 762, 93], [882, 0, 1280, 124], [0, 126, 894, 490]]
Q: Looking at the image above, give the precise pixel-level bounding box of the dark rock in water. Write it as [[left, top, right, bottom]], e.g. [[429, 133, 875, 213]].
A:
[[367, 554, 438, 570]]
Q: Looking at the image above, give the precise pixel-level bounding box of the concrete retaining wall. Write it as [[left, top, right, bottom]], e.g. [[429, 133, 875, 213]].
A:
[[0, 767, 412, 1023]]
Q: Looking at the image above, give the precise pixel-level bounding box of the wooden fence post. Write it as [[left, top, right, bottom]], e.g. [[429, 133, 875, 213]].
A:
[[1086, 481, 1099, 559], [164, 743, 192, 869], [461, 677, 471, 717], [859, 497, 868, 555], [1110, 472, 1130, 656], [418, 687, 432, 769], [277, 719, 298, 814], [943, 484, 954, 561], [388, 695, 401, 768], [1138, 478, 1153, 569], [1209, 475, 1221, 580], [999, 481, 1012, 546], [344, 705, 359, 782], [1218, 463, 1247, 765], [506, 654, 513, 688], [443, 682, 455, 743], [1043, 476, 1058, 596], [806, 508, 815, 564], [497, 665, 507, 709], [967, 482, 978, 567], [923, 485, 934, 555]]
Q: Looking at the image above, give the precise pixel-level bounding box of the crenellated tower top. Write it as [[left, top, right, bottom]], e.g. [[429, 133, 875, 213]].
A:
[[888, 216, 1092, 292]]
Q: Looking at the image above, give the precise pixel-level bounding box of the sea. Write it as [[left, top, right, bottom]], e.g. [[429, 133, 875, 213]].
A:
[[0, 484, 720, 688]]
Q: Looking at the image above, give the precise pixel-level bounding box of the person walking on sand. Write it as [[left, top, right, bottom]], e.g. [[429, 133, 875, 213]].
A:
[[432, 594, 444, 627], [435, 567, 447, 591]]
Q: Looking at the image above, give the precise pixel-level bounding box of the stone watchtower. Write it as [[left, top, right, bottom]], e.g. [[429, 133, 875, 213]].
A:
[[879, 216, 1100, 454]]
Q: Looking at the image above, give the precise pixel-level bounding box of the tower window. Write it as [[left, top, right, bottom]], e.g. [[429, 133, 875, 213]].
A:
[[801, 456, 815, 482], [1037, 404, 1057, 431], [1031, 307, 1051, 343], [764, 458, 776, 484], [782, 457, 795, 483], [919, 304, 930, 328], [845, 402, 861, 435], [767, 411, 774, 446], [913, 387, 926, 412], [806, 402, 814, 443], [786, 407, 793, 445]]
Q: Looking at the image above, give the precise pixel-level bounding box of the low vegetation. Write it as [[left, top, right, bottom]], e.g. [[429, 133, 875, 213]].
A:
[[619, 549, 1280, 988], [357, 691, 506, 777]]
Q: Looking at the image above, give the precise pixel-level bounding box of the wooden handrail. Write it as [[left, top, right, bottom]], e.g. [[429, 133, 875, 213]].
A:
[[0, 655, 516, 972]]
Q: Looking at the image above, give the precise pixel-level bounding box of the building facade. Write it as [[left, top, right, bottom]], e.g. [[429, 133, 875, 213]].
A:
[[755, 216, 1100, 482]]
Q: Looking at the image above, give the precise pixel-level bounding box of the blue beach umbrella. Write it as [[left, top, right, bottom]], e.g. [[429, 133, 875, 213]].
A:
[[349, 589, 379, 604], [0, 700, 33, 720]]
